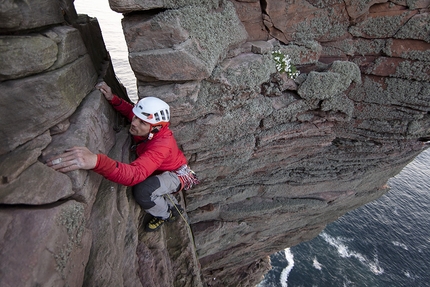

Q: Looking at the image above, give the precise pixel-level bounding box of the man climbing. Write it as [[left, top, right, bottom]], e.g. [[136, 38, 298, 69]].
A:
[[47, 82, 199, 231]]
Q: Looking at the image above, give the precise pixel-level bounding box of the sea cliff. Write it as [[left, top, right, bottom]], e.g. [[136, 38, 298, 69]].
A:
[[0, 0, 429, 286]]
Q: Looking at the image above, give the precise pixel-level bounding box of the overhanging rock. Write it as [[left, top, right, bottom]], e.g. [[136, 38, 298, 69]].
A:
[[123, 2, 248, 82]]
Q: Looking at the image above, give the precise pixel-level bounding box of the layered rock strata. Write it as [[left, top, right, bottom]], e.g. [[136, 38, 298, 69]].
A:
[[0, 0, 429, 287], [115, 0, 429, 285]]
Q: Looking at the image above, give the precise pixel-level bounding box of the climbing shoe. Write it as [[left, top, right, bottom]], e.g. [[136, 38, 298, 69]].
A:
[[145, 211, 174, 232]]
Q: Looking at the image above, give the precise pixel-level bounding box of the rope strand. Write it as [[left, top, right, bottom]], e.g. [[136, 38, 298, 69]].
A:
[[166, 193, 195, 247]]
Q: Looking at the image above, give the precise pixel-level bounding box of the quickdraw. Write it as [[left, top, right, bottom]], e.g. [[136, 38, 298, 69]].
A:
[[175, 164, 200, 191]]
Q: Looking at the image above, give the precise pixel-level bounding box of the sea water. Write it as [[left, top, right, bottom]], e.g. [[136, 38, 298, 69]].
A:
[[258, 148, 430, 287], [75, 0, 137, 102], [74, 2, 430, 286]]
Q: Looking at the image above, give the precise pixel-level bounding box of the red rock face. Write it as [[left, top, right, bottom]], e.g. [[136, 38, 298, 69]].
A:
[[0, 1, 429, 287]]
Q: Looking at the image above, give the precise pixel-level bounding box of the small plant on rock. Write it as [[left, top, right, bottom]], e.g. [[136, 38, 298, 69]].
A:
[[272, 50, 300, 79]]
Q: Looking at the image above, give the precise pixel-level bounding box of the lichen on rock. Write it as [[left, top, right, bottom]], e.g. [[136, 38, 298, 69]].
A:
[[298, 61, 361, 100]]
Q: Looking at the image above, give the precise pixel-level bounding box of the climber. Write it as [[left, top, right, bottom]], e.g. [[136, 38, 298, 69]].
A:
[[47, 82, 199, 232]]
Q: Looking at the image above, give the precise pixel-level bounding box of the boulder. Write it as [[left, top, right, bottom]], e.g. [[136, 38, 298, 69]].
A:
[[230, 0, 267, 41], [0, 26, 87, 81], [349, 8, 418, 39], [0, 201, 91, 287], [0, 35, 58, 81], [395, 12, 430, 42], [109, 0, 165, 13], [264, 0, 350, 43], [122, 12, 190, 52], [0, 161, 73, 205], [83, 130, 141, 286], [41, 89, 117, 202], [0, 54, 97, 155], [297, 61, 361, 101], [386, 39, 430, 61], [358, 56, 430, 81], [0, 131, 51, 184], [0, 0, 64, 32], [138, 81, 202, 126], [124, 2, 248, 82], [344, 0, 387, 19], [109, 0, 222, 13], [44, 26, 88, 71], [130, 39, 214, 81]]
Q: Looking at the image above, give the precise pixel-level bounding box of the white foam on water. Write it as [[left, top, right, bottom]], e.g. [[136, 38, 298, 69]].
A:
[[279, 248, 294, 287], [312, 256, 322, 270], [392, 241, 409, 250], [368, 255, 384, 275], [320, 232, 384, 275], [404, 271, 411, 278]]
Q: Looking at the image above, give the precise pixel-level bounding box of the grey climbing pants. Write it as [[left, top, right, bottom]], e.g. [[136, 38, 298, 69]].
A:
[[132, 171, 181, 219]]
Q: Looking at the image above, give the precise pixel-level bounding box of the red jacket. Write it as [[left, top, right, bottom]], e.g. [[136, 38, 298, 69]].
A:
[[93, 95, 187, 186]]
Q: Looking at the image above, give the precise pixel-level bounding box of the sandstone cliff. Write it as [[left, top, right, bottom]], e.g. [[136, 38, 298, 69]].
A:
[[0, 0, 429, 287]]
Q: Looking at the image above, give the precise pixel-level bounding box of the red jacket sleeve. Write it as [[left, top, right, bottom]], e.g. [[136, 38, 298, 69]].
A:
[[109, 95, 135, 121], [93, 143, 173, 186]]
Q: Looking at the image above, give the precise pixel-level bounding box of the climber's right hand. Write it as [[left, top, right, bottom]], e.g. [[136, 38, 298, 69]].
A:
[[96, 81, 113, 101]]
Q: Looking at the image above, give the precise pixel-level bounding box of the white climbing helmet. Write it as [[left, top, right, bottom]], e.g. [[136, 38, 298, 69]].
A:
[[132, 97, 170, 126]]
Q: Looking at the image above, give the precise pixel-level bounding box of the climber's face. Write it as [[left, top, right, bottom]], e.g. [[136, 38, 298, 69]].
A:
[[130, 115, 151, 137]]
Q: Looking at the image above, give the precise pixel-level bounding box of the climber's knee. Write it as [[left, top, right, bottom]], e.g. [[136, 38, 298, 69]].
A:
[[132, 176, 160, 209]]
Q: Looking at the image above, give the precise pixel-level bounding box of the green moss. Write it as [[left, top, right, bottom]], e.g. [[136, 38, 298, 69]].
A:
[[211, 54, 276, 89], [156, 1, 247, 69], [321, 94, 354, 119], [298, 71, 342, 100], [404, 0, 425, 9], [352, 76, 430, 122], [394, 60, 430, 81], [55, 202, 85, 277], [296, 61, 360, 118], [330, 61, 362, 86], [59, 202, 85, 242], [395, 13, 430, 42], [162, 0, 220, 9], [268, 100, 310, 124], [293, 15, 331, 42], [279, 41, 322, 65], [386, 77, 430, 108], [356, 39, 386, 56], [180, 77, 273, 148], [302, 0, 344, 9], [55, 241, 74, 277], [292, 6, 348, 43], [349, 14, 405, 38], [350, 0, 373, 13], [400, 50, 430, 62]]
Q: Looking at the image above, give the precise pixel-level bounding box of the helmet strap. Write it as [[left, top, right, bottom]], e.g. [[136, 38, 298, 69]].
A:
[[147, 125, 161, 140]]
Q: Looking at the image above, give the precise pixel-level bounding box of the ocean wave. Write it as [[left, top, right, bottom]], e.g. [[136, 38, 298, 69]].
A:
[[279, 248, 294, 287], [320, 231, 384, 275], [312, 256, 322, 270], [392, 241, 409, 250]]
